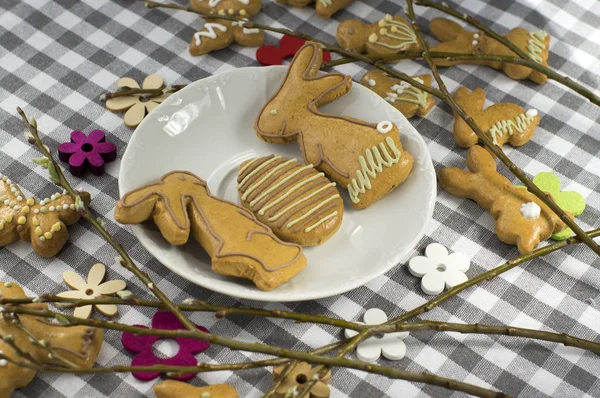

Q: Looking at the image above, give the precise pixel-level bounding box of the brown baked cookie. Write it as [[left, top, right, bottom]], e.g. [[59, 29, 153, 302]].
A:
[[438, 146, 567, 254], [237, 156, 343, 246], [453, 86, 539, 149], [190, 0, 262, 17], [0, 176, 89, 257], [114, 171, 306, 291], [189, 19, 264, 56], [429, 18, 550, 84], [0, 282, 103, 397], [154, 380, 239, 398], [254, 42, 414, 209], [360, 70, 434, 118], [337, 14, 420, 56], [275, 0, 352, 18]]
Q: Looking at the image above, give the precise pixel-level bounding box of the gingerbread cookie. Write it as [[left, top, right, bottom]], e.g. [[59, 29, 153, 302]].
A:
[[154, 380, 239, 398], [275, 0, 352, 18], [337, 14, 420, 56], [190, 0, 261, 17], [114, 171, 306, 291], [453, 86, 540, 148], [272, 362, 331, 397], [0, 282, 103, 397], [255, 42, 414, 209], [438, 146, 567, 254], [429, 18, 550, 84], [189, 19, 264, 56], [237, 155, 343, 246], [360, 70, 434, 118], [0, 176, 89, 257]]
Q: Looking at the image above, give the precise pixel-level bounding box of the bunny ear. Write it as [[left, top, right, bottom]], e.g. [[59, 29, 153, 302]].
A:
[[287, 42, 323, 81], [430, 18, 465, 41], [466, 145, 497, 174], [454, 86, 485, 112]]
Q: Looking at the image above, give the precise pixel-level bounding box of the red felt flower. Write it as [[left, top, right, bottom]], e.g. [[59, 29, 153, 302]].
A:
[[58, 130, 117, 176]]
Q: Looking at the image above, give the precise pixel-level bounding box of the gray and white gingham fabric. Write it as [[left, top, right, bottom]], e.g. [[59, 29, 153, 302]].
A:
[[1, 0, 599, 396]]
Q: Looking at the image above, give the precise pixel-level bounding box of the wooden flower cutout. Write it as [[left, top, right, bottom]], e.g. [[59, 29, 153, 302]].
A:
[[58, 263, 126, 319], [272, 362, 331, 397], [105, 74, 170, 128]]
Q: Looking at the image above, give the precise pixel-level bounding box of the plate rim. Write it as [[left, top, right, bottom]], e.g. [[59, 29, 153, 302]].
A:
[[119, 65, 436, 302]]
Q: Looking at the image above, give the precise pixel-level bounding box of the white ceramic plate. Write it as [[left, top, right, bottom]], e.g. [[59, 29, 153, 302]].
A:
[[119, 66, 436, 302]]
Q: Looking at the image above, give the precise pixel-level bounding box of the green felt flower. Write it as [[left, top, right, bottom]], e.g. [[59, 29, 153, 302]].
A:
[[517, 172, 586, 240]]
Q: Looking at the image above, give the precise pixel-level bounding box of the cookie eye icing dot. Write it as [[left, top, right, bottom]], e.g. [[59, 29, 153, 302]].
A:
[[270, 109, 278, 115], [376, 121, 393, 134]]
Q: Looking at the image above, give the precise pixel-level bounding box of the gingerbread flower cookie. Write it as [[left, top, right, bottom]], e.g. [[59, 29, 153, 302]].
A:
[[438, 146, 567, 254], [453, 86, 540, 149], [237, 155, 344, 246], [254, 42, 414, 209], [0, 176, 89, 257], [337, 14, 420, 57], [275, 0, 352, 19], [189, 18, 264, 56], [190, 0, 262, 17], [0, 282, 103, 397], [360, 70, 434, 118], [155, 380, 239, 398], [429, 18, 551, 84], [114, 171, 306, 291]]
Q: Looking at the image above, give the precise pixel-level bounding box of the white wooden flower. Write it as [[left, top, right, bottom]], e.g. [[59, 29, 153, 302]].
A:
[[344, 308, 408, 362], [58, 263, 126, 319], [409, 243, 470, 295]]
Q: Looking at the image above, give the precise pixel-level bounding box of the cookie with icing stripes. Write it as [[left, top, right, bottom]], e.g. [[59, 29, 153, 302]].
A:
[[237, 155, 344, 246]]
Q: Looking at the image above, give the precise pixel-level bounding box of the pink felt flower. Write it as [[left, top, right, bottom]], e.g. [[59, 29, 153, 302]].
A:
[[121, 311, 209, 381], [58, 130, 117, 176]]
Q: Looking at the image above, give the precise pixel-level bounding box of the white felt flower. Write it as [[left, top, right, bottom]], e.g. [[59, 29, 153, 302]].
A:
[[344, 308, 408, 362], [409, 243, 470, 295], [58, 263, 126, 319]]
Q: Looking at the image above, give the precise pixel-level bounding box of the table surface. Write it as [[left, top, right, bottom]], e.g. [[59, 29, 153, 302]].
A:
[[1, 0, 599, 397]]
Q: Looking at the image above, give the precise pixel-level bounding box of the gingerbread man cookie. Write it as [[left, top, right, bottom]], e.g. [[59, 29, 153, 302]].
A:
[[275, 0, 352, 19], [114, 171, 306, 291], [337, 14, 420, 57], [154, 380, 239, 398], [0, 176, 89, 258], [453, 86, 540, 149], [429, 18, 550, 84], [438, 146, 567, 254], [237, 155, 344, 246], [190, 0, 261, 17], [189, 19, 264, 56], [0, 282, 103, 397], [360, 70, 434, 118], [255, 42, 414, 209]]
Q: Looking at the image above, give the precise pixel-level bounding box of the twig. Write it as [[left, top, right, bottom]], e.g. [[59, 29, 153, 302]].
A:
[[100, 85, 185, 101]]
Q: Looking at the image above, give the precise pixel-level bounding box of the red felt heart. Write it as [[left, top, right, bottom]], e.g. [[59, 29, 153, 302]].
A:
[[256, 35, 331, 66]]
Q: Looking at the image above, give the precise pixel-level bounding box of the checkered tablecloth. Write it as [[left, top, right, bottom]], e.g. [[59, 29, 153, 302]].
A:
[[1, 0, 599, 396]]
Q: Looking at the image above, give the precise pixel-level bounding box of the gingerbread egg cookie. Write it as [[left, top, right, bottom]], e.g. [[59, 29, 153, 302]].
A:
[[453, 86, 539, 149], [0, 282, 103, 397], [0, 176, 89, 257], [154, 380, 239, 398], [114, 171, 306, 291], [360, 70, 434, 118], [237, 156, 343, 246], [275, 0, 352, 19], [438, 146, 567, 254], [254, 42, 414, 210], [337, 14, 420, 57]]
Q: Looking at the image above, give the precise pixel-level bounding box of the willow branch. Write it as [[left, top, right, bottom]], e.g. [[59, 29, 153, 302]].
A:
[[99, 85, 185, 101]]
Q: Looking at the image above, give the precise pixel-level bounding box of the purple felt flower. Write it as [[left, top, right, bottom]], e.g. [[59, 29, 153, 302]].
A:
[[121, 311, 210, 381], [58, 130, 117, 176]]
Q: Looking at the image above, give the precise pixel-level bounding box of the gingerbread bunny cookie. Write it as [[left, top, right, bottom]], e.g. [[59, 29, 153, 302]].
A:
[[190, 0, 261, 17], [0, 176, 89, 257], [438, 146, 567, 254], [429, 18, 550, 84], [276, 0, 352, 18], [255, 42, 414, 209], [114, 171, 306, 291], [453, 86, 539, 148], [189, 19, 264, 56], [0, 282, 103, 397], [337, 14, 420, 56], [360, 70, 434, 118]]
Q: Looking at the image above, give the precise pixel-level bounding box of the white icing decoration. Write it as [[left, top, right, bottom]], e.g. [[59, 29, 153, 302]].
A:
[[526, 108, 538, 117], [304, 211, 338, 233], [319, 0, 332, 6], [376, 121, 393, 134], [527, 30, 547, 63], [488, 112, 537, 145], [194, 23, 228, 46], [368, 79, 376, 87], [208, 0, 249, 6], [472, 40, 478, 45], [233, 19, 259, 35], [520, 202, 541, 219], [373, 15, 417, 50]]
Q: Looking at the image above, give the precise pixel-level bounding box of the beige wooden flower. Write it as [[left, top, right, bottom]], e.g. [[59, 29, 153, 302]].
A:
[[105, 74, 170, 127], [58, 263, 126, 319]]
